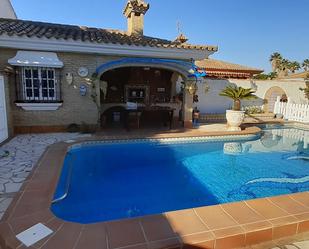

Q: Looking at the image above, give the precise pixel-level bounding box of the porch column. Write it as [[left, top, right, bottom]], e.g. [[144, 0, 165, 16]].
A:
[[170, 72, 179, 99], [92, 78, 102, 127], [183, 80, 194, 128]]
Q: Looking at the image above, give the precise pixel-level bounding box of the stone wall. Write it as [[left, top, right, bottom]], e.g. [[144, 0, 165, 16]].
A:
[[0, 48, 123, 131], [196, 78, 307, 114]]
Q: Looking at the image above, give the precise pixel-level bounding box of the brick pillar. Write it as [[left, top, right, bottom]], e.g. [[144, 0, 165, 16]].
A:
[[183, 81, 193, 129], [92, 78, 101, 128]]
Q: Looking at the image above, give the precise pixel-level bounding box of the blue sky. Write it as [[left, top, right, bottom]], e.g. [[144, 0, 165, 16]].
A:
[[11, 0, 309, 72]]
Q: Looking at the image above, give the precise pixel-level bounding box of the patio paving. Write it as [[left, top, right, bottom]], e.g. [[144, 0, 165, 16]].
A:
[[0, 133, 91, 220]]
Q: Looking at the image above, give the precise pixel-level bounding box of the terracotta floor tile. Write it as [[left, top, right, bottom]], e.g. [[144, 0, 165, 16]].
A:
[[242, 221, 273, 233], [268, 195, 309, 215], [294, 212, 309, 222], [147, 237, 181, 249], [1, 191, 22, 221], [245, 198, 289, 219], [75, 223, 107, 249], [165, 209, 208, 236], [221, 202, 264, 225], [24, 178, 56, 192], [183, 240, 215, 249], [245, 228, 272, 245], [140, 214, 176, 242], [191, 240, 215, 249], [0, 222, 20, 249], [214, 234, 246, 249], [9, 209, 54, 234], [273, 223, 297, 240], [40, 222, 82, 249], [106, 218, 146, 249], [181, 231, 215, 245], [298, 220, 309, 233], [16, 245, 36, 249], [289, 192, 309, 207], [122, 244, 149, 249], [5, 235, 22, 249], [194, 205, 238, 230], [269, 215, 298, 226], [9, 190, 51, 219], [212, 226, 244, 239]]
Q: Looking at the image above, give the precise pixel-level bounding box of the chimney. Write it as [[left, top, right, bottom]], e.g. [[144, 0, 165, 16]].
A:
[[0, 0, 17, 19], [123, 0, 149, 36]]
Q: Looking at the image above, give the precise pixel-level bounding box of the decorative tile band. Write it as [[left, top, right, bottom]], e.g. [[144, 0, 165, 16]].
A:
[[69, 133, 261, 150]]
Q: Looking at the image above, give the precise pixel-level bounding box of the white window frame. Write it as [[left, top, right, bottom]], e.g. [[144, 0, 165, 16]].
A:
[[21, 67, 58, 102]]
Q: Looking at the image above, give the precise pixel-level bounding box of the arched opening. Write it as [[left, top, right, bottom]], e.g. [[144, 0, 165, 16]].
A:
[[99, 66, 185, 129], [264, 86, 287, 113]]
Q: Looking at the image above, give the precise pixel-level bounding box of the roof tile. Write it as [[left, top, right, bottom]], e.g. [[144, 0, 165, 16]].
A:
[[196, 58, 263, 73], [0, 18, 218, 52], [196, 58, 263, 79]]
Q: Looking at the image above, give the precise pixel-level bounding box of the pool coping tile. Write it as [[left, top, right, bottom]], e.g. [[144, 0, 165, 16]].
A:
[[0, 133, 309, 249]]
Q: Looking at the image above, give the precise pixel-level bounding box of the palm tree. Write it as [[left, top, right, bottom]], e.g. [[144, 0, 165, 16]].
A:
[[278, 59, 290, 76], [219, 85, 257, 111], [269, 52, 282, 72], [302, 59, 309, 71], [300, 74, 309, 100], [268, 72, 278, 79], [288, 61, 301, 73]]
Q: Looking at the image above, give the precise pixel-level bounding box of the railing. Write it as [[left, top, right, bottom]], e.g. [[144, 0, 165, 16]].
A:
[[52, 152, 74, 204], [274, 97, 309, 123]]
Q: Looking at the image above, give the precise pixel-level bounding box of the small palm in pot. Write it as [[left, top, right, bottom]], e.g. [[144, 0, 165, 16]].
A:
[[219, 85, 257, 131]]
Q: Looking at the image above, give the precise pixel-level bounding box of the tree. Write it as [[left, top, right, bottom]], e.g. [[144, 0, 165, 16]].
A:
[[268, 72, 278, 79], [253, 73, 269, 80], [277, 59, 290, 76], [269, 52, 282, 72], [288, 61, 301, 73], [303, 59, 309, 71], [219, 85, 257, 111], [300, 74, 309, 100], [253, 72, 277, 80]]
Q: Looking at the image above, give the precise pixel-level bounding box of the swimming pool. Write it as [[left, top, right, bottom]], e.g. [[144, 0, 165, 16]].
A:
[[51, 126, 309, 224]]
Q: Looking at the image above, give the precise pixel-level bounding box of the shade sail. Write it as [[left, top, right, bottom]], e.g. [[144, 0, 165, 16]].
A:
[[8, 51, 64, 68]]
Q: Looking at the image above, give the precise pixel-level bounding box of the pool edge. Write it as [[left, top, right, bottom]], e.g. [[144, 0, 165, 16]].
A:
[[1, 127, 309, 249]]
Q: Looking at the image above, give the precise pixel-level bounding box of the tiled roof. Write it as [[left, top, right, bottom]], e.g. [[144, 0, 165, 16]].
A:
[[196, 58, 263, 72], [196, 58, 263, 79], [0, 18, 218, 52]]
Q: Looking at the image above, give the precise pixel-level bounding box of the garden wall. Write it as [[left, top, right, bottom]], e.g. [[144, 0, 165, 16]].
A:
[[195, 78, 307, 114]]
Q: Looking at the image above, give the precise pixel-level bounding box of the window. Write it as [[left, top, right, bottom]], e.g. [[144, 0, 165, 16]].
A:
[[20, 67, 59, 102]]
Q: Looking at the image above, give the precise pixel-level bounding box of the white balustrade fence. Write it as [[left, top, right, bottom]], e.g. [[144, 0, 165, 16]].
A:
[[274, 97, 309, 123]]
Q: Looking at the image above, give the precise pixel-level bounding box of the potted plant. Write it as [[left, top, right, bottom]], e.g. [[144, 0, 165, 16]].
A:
[[219, 85, 257, 131]]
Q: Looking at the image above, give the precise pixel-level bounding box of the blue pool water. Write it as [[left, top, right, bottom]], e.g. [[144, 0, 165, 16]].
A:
[[51, 126, 309, 224]]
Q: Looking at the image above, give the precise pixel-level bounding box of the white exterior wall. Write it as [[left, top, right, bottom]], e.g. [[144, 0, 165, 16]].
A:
[[195, 78, 307, 114], [0, 74, 8, 143]]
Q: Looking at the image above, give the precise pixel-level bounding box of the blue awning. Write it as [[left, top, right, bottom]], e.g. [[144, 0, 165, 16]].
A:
[[95, 58, 206, 79]]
